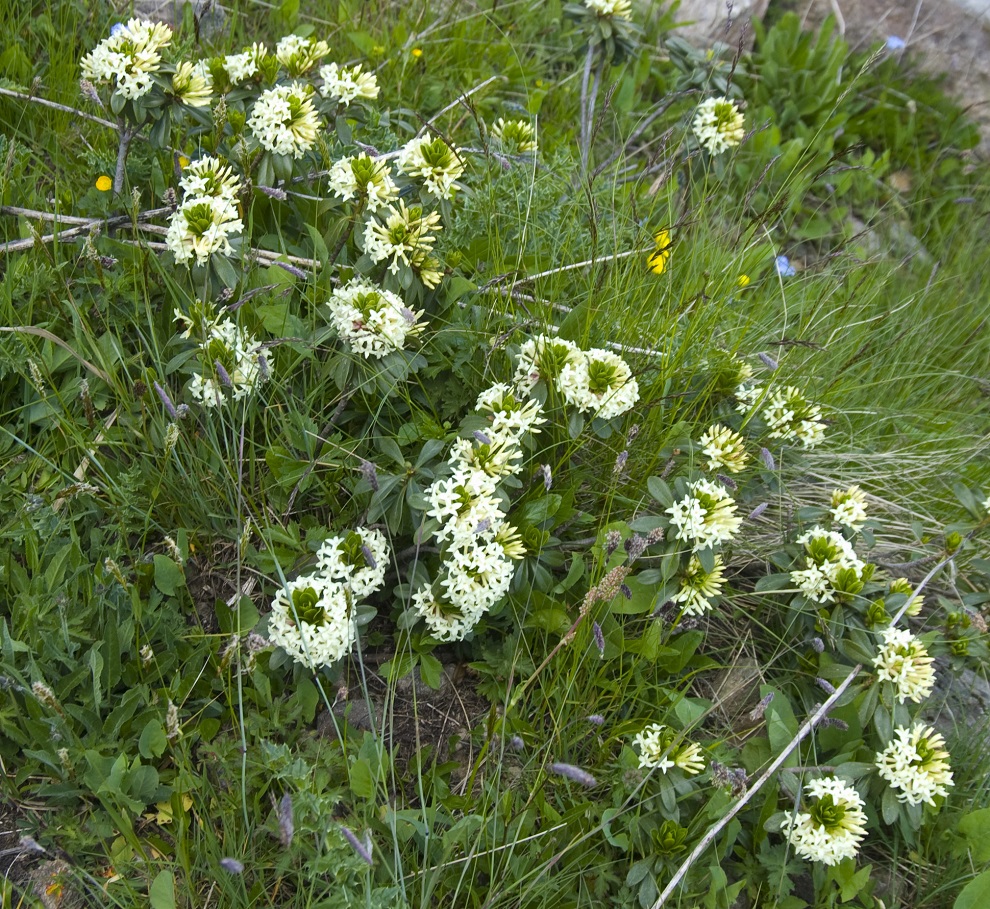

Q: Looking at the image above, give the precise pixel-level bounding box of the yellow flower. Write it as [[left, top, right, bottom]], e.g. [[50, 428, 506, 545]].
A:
[[737, 274, 750, 287], [647, 229, 671, 275], [178, 155, 191, 168], [411, 47, 423, 59], [95, 175, 112, 192]]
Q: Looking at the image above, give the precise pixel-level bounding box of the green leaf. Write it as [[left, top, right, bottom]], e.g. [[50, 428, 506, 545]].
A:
[[149, 870, 175, 909], [957, 809, 990, 862], [647, 477, 673, 507], [153, 555, 185, 596], [139, 720, 168, 759], [349, 758, 376, 798], [954, 869, 990, 909], [419, 652, 443, 690]]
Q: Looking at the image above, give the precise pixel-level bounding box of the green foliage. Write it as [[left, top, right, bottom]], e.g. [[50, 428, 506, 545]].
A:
[[0, 2, 989, 909]]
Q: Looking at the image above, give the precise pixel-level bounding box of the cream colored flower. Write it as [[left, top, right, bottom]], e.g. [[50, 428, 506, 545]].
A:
[[699, 424, 749, 473], [781, 778, 867, 866], [670, 554, 725, 616], [397, 134, 465, 199], [873, 627, 936, 704], [876, 723, 953, 806], [171, 61, 212, 107], [692, 97, 745, 155], [248, 83, 320, 158]]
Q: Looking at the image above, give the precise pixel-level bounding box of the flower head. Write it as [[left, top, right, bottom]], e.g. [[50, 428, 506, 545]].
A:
[[781, 778, 867, 866], [248, 83, 320, 158], [223, 43, 266, 84], [666, 478, 742, 551], [475, 383, 547, 440], [319, 62, 379, 105], [491, 118, 538, 155], [557, 348, 640, 420], [889, 577, 924, 617], [179, 156, 241, 202], [80, 18, 173, 100], [171, 61, 212, 107], [583, 0, 632, 19], [513, 334, 583, 394], [790, 526, 865, 604], [362, 201, 442, 279], [699, 424, 749, 473], [830, 485, 868, 531], [647, 229, 672, 275], [775, 255, 796, 277], [397, 135, 465, 200], [874, 627, 936, 703], [876, 723, 953, 806], [692, 97, 745, 155], [327, 153, 398, 211], [267, 575, 356, 669], [763, 386, 825, 448], [185, 311, 265, 408], [316, 527, 389, 598], [633, 723, 705, 775], [165, 195, 243, 265], [96, 175, 112, 192], [670, 554, 725, 616], [275, 34, 330, 76], [326, 278, 425, 358]]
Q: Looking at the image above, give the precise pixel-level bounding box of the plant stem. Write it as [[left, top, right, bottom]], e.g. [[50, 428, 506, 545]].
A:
[[113, 119, 135, 195]]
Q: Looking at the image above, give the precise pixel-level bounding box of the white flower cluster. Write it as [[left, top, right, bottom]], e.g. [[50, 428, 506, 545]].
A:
[[876, 723, 953, 806], [171, 61, 212, 107], [316, 528, 389, 597], [248, 83, 320, 158], [319, 63, 379, 105], [514, 335, 639, 421], [699, 424, 749, 473], [179, 156, 242, 202], [692, 97, 745, 155], [326, 278, 425, 359], [830, 485, 868, 531], [363, 201, 443, 287], [165, 195, 243, 266], [984, 494, 990, 516], [413, 385, 543, 641], [268, 575, 355, 670], [186, 315, 265, 408], [80, 18, 173, 101], [327, 153, 398, 211], [633, 723, 705, 774], [276, 34, 329, 76], [666, 478, 742, 552], [268, 527, 390, 670], [873, 627, 936, 704], [584, 0, 633, 19], [670, 554, 725, 616], [781, 778, 868, 866], [763, 386, 826, 448], [223, 43, 266, 84], [397, 135, 465, 200], [789, 526, 865, 604]]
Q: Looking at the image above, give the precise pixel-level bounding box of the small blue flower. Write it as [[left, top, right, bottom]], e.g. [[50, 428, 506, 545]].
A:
[[110, 22, 125, 37], [775, 255, 796, 277], [886, 35, 906, 52]]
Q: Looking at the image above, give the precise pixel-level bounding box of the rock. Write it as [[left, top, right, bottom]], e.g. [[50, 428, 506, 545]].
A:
[[131, 0, 228, 42], [668, 0, 771, 47]]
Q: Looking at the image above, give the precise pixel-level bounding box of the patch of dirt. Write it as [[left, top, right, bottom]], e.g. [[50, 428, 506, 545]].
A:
[[320, 661, 492, 780]]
